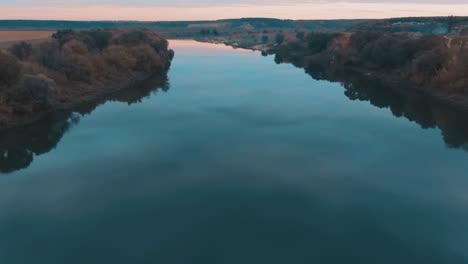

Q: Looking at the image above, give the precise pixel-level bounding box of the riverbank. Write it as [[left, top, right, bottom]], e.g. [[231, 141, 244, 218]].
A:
[[0, 29, 174, 130], [196, 31, 468, 112]]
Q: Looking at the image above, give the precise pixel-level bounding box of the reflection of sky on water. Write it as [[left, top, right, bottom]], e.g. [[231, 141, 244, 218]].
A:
[[0, 40, 467, 264]]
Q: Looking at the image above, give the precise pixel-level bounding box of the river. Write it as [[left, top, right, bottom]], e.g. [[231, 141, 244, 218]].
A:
[[0, 40, 467, 263]]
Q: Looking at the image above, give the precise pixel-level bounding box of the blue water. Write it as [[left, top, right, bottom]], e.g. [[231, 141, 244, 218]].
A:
[[1, 40, 467, 263]]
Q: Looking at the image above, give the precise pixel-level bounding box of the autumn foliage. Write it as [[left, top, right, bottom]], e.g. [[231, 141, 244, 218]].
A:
[[1, 29, 173, 90], [274, 31, 468, 96], [0, 50, 22, 89], [0, 29, 174, 128]]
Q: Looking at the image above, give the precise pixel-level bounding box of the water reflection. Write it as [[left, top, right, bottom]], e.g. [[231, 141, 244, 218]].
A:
[[1, 40, 468, 264], [3, 43, 468, 174], [0, 76, 169, 174], [272, 52, 468, 150]]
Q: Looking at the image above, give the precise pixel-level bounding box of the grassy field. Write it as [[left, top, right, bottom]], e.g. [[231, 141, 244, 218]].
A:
[[0, 30, 53, 47]]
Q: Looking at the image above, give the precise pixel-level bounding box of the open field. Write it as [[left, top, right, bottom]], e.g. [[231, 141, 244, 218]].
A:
[[0, 30, 53, 47]]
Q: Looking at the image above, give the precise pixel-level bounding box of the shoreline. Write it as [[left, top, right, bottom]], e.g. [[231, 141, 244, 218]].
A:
[[0, 72, 168, 132], [195, 37, 468, 113], [0, 29, 174, 132]]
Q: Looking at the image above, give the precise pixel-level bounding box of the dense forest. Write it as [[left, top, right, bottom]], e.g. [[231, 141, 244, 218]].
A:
[[0, 29, 174, 129]]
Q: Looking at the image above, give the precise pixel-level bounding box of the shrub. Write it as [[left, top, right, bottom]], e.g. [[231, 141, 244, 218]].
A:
[[53, 29, 113, 52], [85, 30, 112, 51], [130, 44, 164, 73], [410, 48, 448, 84], [167, 49, 175, 62], [10, 42, 33, 60], [348, 31, 382, 52], [115, 31, 150, 46], [62, 53, 95, 83], [13, 74, 57, 105], [104, 45, 137, 71], [149, 36, 169, 53], [275, 33, 285, 45], [37, 40, 63, 70], [52, 29, 75, 46], [296, 31, 305, 41], [0, 50, 22, 89], [306, 32, 341, 54], [63, 39, 89, 55]]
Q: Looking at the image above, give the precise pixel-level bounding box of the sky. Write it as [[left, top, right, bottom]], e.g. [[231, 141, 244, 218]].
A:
[[0, 0, 467, 21]]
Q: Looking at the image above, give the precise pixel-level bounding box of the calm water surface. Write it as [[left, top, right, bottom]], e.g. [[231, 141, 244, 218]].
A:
[[1, 40, 468, 263]]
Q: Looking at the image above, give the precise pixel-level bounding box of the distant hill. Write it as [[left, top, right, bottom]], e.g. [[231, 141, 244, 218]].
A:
[[349, 16, 468, 35], [1, 17, 467, 35], [0, 18, 355, 31]]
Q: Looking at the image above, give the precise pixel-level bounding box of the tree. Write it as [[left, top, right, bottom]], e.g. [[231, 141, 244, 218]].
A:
[[0, 50, 22, 89], [262, 35, 269, 44], [275, 33, 285, 45]]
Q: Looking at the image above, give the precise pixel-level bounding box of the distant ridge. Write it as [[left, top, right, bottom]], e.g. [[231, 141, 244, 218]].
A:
[[1, 17, 467, 35]]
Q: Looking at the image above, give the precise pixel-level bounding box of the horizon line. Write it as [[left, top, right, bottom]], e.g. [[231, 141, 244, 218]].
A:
[[0, 15, 465, 23]]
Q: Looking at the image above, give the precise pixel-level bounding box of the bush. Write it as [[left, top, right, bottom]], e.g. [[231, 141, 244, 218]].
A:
[[37, 40, 63, 70], [13, 74, 57, 105], [104, 45, 136, 72], [62, 53, 95, 83], [149, 36, 169, 53], [410, 48, 447, 84], [5, 29, 173, 92], [129, 44, 164, 73], [306, 32, 341, 54], [63, 39, 89, 55], [275, 33, 285, 45], [52, 29, 75, 46], [0, 50, 22, 89], [85, 30, 112, 51], [296, 31, 305, 41], [349, 31, 382, 52], [115, 31, 150, 46], [53, 29, 113, 52], [10, 42, 33, 60]]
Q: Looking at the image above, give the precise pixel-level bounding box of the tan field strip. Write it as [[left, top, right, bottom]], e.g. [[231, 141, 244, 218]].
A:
[[0, 31, 53, 47]]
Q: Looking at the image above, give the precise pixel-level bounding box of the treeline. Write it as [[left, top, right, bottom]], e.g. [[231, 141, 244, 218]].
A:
[[3, 17, 466, 35], [273, 31, 468, 96], [350, 16, 468, 34], [0, 29, 174, 129]]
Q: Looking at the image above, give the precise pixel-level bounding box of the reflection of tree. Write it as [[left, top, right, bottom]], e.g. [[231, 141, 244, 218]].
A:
[[0, 76, 169, 174], [274, 51, 468, 151]]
